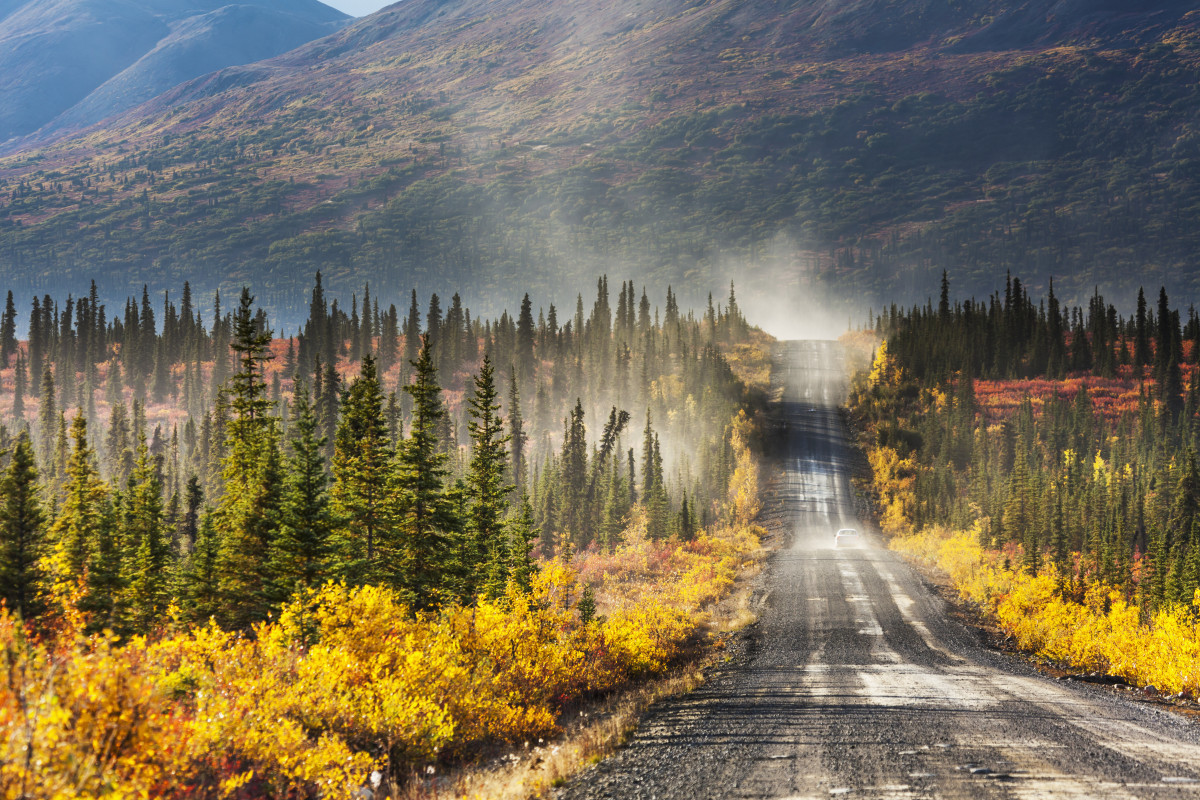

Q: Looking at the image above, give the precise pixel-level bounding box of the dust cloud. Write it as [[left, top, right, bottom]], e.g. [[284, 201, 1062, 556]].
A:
[[716, 237, 874, 342]]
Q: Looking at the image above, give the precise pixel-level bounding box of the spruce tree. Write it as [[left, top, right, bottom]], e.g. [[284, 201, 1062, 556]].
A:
[[349, 294, 362, 362], [559, 400, 588, 547], [641, 410, 658, 502], [331, 355, 393, 585], [318, 357, 341, 461], [516, 293, 535, 382], [306, 271, 329, 370], [508, 367, 527, 495], [105, 403, 134, 485], [379, 304, 399, 374], [507, 494, 538, 594], [385, 392, 402, 445], [404, 290, 422, 369], [276, 382, 333, 596], [28, 297, 43, 397], [180, 475, 202, 552], [396, 335, 457, 606], [465, 355, 512, 600], [1135, 287, 1151, 371], [12, 351, 26, 423], [179, 513, 220, 624], [151, 340, 171, 404], [1156, 287, 1173, 384], [37, 368, 55, 466], [126, 436, 170, 634], [45, 416, 110, 618], [81, 496, 122, 633], [648, 433, 669, 539], [213, 289, 283, 629], [0, 434, 45, 621], [0, 290, 17, 365]]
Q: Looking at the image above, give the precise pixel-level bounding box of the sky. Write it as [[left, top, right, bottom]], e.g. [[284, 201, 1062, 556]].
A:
[[322, 0, 393, 16]]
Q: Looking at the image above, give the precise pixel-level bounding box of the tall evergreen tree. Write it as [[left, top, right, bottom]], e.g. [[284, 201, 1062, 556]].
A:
[[28, 297, 44, 398], [45, 416, 109, 618], [317, 356, 341, 461], [507, 494, 538, 594], [276, 382, 333, 595], [465, 355, 512, 600], [12, 351, 27, 423], [404, 290, 422, 367], [516, 293, 536, 382], [179, 513, 220, 624], [559, 400, 588, 547], [126, 436, 170, 634], [0, 290, 16, 365], [213, 289, 283, 629], [396, 335, 456, 606], [0, 434, 45, 621], [37, 368, 55, 466], [180, 475, 203, 552], [1135, 287, 1151, 370], [508, 366, 527, 496], [331, 355, 394, 585]]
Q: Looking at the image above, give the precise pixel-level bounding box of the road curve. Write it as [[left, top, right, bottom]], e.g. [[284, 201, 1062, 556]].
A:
[[557, 340, 1200, 800]]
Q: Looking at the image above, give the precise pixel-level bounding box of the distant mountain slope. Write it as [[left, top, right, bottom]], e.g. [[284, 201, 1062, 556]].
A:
[[50, 3, 352, 133], [952, 0, 1196, 50], [0, 0, 347, 142], [2, 0, 1200, 321]]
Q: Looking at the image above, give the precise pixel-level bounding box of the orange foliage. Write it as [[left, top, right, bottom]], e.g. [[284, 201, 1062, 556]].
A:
[[973, 375, 1144, 422], [974, 365, 1200, 424]]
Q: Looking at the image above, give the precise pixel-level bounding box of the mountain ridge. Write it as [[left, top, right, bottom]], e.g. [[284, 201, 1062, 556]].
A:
[[0, 0, 348, 143], [2, 0, 1200, 322]]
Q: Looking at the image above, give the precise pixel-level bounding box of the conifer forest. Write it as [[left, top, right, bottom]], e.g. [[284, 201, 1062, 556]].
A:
[[0, 272, 771, 798], [853, 274, 1200, 694]]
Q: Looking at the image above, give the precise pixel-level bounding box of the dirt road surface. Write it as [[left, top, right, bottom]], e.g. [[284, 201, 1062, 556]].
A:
[[556, 340, 1200, 799]]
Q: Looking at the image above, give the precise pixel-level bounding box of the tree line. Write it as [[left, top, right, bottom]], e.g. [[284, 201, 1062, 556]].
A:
[[857, 273, 1200, 614], [0, 274, 758, 636]]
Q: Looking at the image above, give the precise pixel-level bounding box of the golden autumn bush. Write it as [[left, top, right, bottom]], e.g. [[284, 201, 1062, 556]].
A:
[[892, 526, 1200, 694], [0, 615, 186, 800], [0, 421, 766, 800], [2, 562, 706, 799]]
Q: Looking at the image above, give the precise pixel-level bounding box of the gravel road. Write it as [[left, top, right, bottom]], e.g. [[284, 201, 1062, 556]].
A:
[[556, 340, 1200, 799]]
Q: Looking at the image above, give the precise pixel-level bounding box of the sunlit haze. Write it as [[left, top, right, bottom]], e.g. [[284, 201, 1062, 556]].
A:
[[322, 0, 392, 16]]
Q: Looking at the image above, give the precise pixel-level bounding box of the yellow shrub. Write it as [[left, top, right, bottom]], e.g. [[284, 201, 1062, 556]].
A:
[[1, 408, 770, 798], [894, 527, 1200, 694], [0, 612, 185, 800], [603, 598, 697, 676], [726, 411, 761, 527], [868, 446, 918, 536]]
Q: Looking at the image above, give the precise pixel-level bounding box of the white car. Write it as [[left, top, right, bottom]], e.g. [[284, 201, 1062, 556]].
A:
[[834, 528, 860, 548]]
